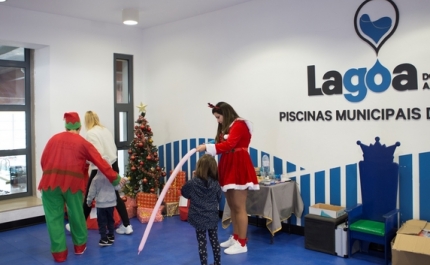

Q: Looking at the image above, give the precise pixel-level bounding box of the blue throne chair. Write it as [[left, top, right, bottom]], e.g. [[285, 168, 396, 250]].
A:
[[346, 137, 400, 265]]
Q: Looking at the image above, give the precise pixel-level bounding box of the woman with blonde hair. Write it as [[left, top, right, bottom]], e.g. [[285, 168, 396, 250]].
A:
[[66, 111, 133, 236]]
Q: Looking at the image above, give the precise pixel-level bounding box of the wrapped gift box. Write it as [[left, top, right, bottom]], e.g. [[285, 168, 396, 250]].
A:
[[136, 192, 158, 208], [169, 170, 187, 187], [166, 202, 179, 216], [123, 195, 137, 218], [137, 206, 164, 223], [124, 195, 136, 208], [126, 206, 137, 218], [165, 187, 180, 203], [165, 171, 186, 203]]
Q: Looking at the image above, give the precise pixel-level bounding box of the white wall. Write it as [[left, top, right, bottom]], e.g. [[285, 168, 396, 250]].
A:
[[0, 5, 145, 198], [1, 0, 430, 221], [141, 0, 430, 171]]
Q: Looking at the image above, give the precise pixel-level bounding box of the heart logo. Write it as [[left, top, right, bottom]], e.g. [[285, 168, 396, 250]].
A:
[[354, 0, 399, 55], [359, 14, 392, 44]]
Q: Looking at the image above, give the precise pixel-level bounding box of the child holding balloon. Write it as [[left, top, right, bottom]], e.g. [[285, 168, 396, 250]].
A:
[[181, 154, 222, 265]]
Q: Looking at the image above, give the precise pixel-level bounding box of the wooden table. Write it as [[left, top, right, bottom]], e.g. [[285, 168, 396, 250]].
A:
[[222, 181, 304, 243]]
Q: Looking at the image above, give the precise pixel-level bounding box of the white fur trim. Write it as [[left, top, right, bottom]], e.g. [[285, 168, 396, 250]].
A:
[[221, 183, 260, 192], [229, 118, 253, 135], [206, 144, 217, 156]]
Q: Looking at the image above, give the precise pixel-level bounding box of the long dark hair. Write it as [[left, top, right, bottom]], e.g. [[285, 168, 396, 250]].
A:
[[211, 102, 239, 143], [194, 154, 218, 181]]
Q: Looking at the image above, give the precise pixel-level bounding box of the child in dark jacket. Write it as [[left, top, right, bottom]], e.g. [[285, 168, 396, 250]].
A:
[[181, 154, 222, 265]]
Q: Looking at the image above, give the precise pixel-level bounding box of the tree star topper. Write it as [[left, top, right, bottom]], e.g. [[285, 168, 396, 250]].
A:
[[137, 102, 147, 113]]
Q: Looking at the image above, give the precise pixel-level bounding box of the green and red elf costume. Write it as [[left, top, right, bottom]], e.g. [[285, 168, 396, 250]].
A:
[[38, 112, 122, 262]]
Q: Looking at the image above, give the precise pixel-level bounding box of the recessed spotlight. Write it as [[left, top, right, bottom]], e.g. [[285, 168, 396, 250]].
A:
[[122, 8, 139, 25]]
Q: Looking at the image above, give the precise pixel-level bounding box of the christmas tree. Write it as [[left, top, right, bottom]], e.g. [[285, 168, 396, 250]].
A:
[[122, 103, 166, 198]]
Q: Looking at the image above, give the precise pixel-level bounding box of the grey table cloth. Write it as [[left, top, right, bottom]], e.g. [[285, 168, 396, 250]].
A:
[[222, 181, 304, 235]]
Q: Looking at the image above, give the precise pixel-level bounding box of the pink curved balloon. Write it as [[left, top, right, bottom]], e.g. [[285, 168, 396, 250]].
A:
[[138, 148, 197, 254]]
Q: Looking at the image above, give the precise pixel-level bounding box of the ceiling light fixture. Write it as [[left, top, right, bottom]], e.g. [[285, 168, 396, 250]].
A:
[[0, 0, 7, 2], [122, 8, 139, 25]]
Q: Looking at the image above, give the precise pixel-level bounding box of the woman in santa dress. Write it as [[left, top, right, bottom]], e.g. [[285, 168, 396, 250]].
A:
[[196, 102, 259, 255]]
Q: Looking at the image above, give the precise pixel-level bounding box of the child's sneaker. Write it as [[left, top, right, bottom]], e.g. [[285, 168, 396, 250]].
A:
[[116, 224, 133, 234], [107, 234, 115, 242], [99, 238, 113, 247]]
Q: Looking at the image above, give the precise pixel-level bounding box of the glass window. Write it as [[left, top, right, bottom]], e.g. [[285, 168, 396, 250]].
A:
[[117, 149, 129, 178], [116, 60, 129, 104], [0, 111, 26, 150], [0, 46, 25, 61], [0, 67, 26, 105], [0, 155, 27, 195], [119, 111, 128, 142]]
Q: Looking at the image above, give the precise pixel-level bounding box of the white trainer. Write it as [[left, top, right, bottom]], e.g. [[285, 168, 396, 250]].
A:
[[224, 241, 247, 255], [116, 224, 133, 234], [65, 223, 70, 232], [220, 235, 236, 248]]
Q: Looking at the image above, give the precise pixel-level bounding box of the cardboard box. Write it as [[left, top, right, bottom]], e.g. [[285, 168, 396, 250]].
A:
[[392, 219, 430, 265], [309, 203, 346, 219]]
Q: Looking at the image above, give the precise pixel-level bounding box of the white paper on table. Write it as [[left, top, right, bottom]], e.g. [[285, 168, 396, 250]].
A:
[[89, 207, 97, 219], [179, 196, 188, 207]]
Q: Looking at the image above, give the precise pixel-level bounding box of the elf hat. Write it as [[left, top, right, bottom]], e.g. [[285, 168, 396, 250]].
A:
[[64, 112, 81, 130]]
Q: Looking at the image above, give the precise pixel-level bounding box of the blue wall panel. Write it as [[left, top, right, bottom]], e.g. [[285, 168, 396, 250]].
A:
[[419, 152, 430, 221], [165, 143, 172, 178], [274, 156, 282, 175], [399, 154, 413, 223], [181, 139, 188, 174], [250, 147, 258, 167], [330, 167, 341, 206], [314, 171, 325, 204], [345, 164, 357, 208]]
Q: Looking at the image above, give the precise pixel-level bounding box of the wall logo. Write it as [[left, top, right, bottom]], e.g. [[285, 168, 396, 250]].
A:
[[355, 0, 398, 55], [307, 0, 419, 103]]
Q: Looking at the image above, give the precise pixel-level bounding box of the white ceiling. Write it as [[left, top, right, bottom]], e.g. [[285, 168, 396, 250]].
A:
[[0, 0, 252, 29]]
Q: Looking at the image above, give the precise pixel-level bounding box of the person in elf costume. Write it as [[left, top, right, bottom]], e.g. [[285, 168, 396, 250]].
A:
[[38, 112, 125, 262]]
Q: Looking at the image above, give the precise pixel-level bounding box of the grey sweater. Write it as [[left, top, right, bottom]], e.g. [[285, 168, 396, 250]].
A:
[[86, 171, 117, 208]]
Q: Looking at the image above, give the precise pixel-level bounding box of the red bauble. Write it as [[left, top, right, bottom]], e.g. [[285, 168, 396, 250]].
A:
[[150, 188, 155, 193], [142, 178, 148, 183], [128, 149, 132, 154], [138, 142, 143, 148], [161, 172, 166, 177], [130, 155, 136, 161], [154, 157, 159, 161], [131, 166, 137, 171], [146, 155, 152, 160], [134, 125, 138, 129], [121, 196, 127, 202], [140, 125, 145, 130], [156, 166, 161, 171], [140, 161, 144, 166]]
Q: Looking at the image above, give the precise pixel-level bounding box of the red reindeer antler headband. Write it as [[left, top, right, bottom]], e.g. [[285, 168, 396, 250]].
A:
[[208, 103, 219, 109]]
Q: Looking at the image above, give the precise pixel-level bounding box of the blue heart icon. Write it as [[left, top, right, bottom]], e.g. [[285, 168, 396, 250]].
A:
[[359, 14, 392, 44]]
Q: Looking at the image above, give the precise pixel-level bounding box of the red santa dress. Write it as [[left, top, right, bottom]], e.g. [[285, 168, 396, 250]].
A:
[[205, 119, 259, 192]]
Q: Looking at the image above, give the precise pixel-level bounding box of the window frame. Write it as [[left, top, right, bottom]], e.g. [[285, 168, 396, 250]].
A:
[[0, 48, 33, 200], [113, 53, 134, 150]]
